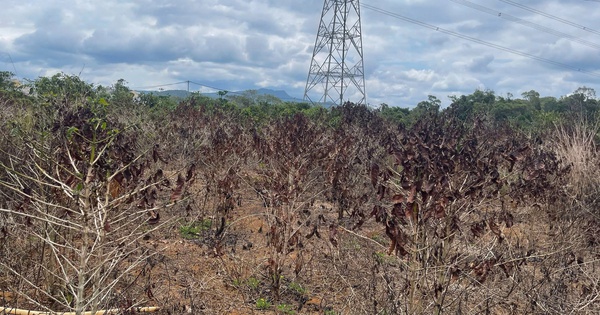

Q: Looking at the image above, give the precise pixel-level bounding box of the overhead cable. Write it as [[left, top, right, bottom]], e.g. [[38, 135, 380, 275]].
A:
[[451, 0, 600, 51], [360, 3, 600, 78], [499, 0, 600, 36], [132, 81, 188, 90], [132, 80, 244, 95]]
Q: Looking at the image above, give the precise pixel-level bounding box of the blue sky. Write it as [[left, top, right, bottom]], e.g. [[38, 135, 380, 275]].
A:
[[2, 0, 600, 107]]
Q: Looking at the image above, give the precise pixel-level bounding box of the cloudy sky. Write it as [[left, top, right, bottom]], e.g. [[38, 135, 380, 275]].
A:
[[2, 0, 600, 107]]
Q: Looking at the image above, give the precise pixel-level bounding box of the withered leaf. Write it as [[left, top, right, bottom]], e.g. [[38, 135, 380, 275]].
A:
[[407, 185, 417, 203], [502, 211, 514, 228], [294, 252, 304, 276], [147, 211, 160, 225], [371, 205, 387, 223], [377, 184, 387, 200], [146, 286, 155, 300], [113, 172, 124, 186], [405, 202, 417, 222], [471, 220, 486, 238], [489, 218, 503, 240], [434, 204, 446, 219], [370, 163, 379, 188], [306, 224, 319, 239], [392, 202, 404, 218], [423, 181, 435, 193], [147, 189, 157, 207], [152, 144, 168, 164], [108, 178, 121, 199], [170, 173, 185, 201], [472, 260, 494, 283], [329, 224, 338, 247], [391, 194, 405, 203], [288, 230, 299, 247], [152, 169, 163, 183], [186, 163, 196, 182]]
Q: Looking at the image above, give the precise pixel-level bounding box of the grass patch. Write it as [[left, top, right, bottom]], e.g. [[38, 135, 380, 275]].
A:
[[255, 297, 271, 310], [288, 281, 306, 295], [178, 219, 212, 239], [246, 277, 260, 290], [276, 303, 295, 314]]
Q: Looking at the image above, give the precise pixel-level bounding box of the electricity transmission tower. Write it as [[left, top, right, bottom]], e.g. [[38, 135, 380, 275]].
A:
[[304, 0, 366, 106]]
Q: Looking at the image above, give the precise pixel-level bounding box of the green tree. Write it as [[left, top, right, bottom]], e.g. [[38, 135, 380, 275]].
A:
[[32, 73, 96, 108], [0, 71, 17, 90], [557, 86, 598, 119], [109, 78, 136, 107], [378, 103, 410, 125], [540, 96, 566, 113], [522, 90, 541, 111], [447, 89, 496, 121], [406, 95, 441, 126]]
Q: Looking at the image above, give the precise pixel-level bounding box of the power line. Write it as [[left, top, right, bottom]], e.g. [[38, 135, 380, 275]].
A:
[[187, 81, 244, 95], [132, 80, 244, 95], [1, 52, 18, 76], [132, 81, 188, 90], [499, 0, 600, 36], [360, 3, 600, 78], [451, 0, 600, 51]]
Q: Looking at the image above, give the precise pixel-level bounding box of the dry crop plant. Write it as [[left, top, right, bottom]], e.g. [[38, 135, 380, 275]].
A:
[[197, 120, 249, 241], [325, 103, 392, 225], [167, 102, 251, 240], [251, 113, 334, 299], [0, 85, 191, 314], [367, 112, 568, 314]]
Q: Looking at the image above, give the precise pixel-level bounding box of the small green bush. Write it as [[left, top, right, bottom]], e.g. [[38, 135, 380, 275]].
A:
[[255, 298, 271, 310], [276, 303, 295, 314], [288, 282, 306, 295], [246, 277, 260, 290], [178, 219, 212, 239]]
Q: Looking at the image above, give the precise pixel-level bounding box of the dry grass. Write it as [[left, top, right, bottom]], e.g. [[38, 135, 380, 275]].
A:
[[552, 119, 600, 204]]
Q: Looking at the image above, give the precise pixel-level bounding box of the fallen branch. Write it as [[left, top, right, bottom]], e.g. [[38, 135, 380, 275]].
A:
[[0, 306, 160, 315]]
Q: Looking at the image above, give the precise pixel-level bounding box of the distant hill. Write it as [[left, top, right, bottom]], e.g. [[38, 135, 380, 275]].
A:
[[138, 88, 305, 103]]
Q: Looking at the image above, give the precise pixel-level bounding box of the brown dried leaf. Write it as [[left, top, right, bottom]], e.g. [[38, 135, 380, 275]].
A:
[[113, 172, 124, 186], [503, 211, 514, 228], [108, 178, 121, 199], [471, 220, 486, 238], [329, 224, 338, 247], [489, 218, 504, 240], [147, 211, 160, 225], [391, 194, 405, 203], [407, 185, 417, 203], [152, 144, 168, 164], [186, 163, 196, 182], [152, 169, 163, 183], [170, 173, 185, 201], [370, 163, 379, 188]]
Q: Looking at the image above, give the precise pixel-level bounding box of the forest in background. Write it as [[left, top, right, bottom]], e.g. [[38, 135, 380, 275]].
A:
[[0, 72, 599, 314]]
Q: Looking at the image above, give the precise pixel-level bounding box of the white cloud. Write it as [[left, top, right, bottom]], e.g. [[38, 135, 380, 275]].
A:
[[1, 0, 600, 107]]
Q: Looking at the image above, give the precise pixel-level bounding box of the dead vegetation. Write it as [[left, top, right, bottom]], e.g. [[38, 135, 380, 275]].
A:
[[1, 78, 599, 314]]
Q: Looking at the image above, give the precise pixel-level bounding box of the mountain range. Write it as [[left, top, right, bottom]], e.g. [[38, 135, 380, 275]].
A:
[[138, 88, 305, 103]]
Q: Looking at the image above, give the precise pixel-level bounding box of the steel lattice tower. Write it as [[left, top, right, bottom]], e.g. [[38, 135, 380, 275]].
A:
[[304, 0, 366, 106]]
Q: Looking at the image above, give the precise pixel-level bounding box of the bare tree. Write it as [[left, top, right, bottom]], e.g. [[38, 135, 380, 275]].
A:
[[0, 96, 185, 314]]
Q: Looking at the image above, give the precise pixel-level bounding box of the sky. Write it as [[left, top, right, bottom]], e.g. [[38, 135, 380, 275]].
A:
[[1, 0, 600, 107]]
